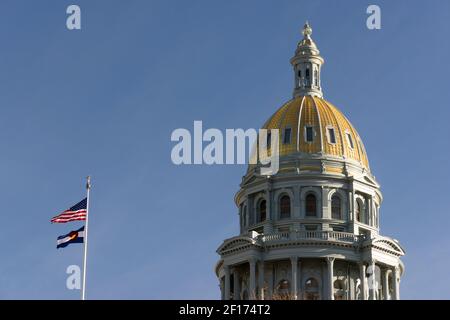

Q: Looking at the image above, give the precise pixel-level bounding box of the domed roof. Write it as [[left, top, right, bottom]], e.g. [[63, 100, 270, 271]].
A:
[[262, 95, 370, 170]]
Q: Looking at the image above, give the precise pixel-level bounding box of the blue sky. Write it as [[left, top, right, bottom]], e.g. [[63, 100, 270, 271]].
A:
[[0, 0, 449, 299]]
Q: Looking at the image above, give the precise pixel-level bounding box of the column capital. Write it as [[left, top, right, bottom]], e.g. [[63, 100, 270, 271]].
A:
[[290, 256, 298, 264], [326, 256, 335, 265]]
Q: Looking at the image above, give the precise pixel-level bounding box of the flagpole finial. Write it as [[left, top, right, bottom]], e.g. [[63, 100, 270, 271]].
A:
[[86, 176, 91, 190]]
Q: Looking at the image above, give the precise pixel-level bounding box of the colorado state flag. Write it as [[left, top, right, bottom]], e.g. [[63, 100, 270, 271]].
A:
[[57, 226, 84, 249]]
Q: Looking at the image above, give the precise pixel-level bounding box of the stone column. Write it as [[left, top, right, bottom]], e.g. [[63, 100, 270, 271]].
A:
[[293, 186, 301, 218], [349, 179, 356, 233], [346, 265, 351, 300], [348, 190, 354, 221], [233, 268, 240, 300], [322, 187, 330, 220], [326, 257, 335, 300], [393, 267, 400, 300], [248, 195, 254, 226], [299, 188, 305, 219], [319, 186, 324, 219], [258, 260, 265, 300], [368, 260, 376, 300], [239, 207, 242, 234], [224, 265, 230, 300], [359, 263, 367, 300], [382, 268, 389, 300], [298, 260, 303, 300], [265, 179, 274, 233], [368, 197, 373, 226], [268, 263, 274, 299], [267, 181, 272, 220], [322, 263, 327, 299], [290, 256, 298, 300], [249, 259, 257, 300]]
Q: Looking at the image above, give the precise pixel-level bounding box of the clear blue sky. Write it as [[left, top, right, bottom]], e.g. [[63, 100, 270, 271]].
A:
[[0, 0, 449, 299]]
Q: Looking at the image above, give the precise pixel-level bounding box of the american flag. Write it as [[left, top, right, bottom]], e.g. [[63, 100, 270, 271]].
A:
[[51, 198, 87, 223]]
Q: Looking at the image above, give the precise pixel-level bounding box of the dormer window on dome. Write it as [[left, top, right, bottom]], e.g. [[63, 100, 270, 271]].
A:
[[283, 127, 292, 144], [327, 127, 336, 144], [346, 132, 354, 149], [305, 125, 314, 142]]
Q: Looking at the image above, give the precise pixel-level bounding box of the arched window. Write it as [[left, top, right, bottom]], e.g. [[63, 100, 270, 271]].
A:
[[279, 195, 291, 219], [305, 278, 318, 289], [334, 279, 345, 290], [334, 280, 346, 300], [275, 279, 290, 299], [304, 278, 319, 300], [305, 194, 317, 217], [258, 200, 266, 223], [356, 201, 361, 222], [331, 195, 341, 220]]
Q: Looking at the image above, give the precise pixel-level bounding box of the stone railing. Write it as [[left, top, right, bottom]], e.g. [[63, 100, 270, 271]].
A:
[[259, 230, 364, 244]]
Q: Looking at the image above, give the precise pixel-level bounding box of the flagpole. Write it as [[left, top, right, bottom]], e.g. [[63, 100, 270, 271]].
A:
[[81, 176, 91, 300]]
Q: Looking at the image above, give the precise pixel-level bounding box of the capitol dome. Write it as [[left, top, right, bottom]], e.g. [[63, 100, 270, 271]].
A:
[[261, 95, 369, 170], [216, 22, 404, 301]]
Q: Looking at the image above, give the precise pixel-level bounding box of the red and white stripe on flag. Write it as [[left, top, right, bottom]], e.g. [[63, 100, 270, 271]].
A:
[[51, 210, 87, 223]]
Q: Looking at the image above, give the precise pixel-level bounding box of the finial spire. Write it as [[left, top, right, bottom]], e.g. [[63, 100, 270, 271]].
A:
[[302, 21, 312, 38]]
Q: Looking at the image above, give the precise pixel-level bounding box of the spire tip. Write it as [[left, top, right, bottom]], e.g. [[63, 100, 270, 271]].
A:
[[302, 21, 312, 37]]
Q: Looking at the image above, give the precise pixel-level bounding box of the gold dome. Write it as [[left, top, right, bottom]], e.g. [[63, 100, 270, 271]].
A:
[[262, 95, 370, 170]]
